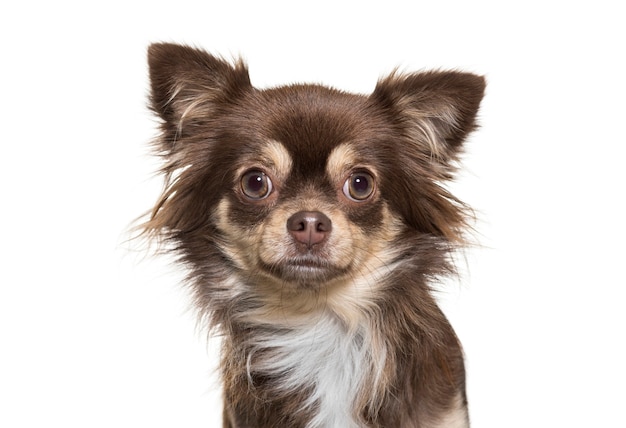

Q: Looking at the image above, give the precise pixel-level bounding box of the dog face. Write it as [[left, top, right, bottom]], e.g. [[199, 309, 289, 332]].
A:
[[144, 43, 485, 303], [210, 86, 406, 291]]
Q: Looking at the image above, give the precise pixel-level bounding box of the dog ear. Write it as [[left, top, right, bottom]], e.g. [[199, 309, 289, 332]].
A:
[[371, 71, 485, 242], [371, 70, 485, 162], [147, 43, 251, 143]]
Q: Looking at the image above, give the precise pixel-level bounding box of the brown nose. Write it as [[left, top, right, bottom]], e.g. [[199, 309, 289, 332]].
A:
[[286, 211, 332, 249]]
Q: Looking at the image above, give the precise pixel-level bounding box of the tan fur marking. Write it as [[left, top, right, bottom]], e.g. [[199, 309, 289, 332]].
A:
[[261, 140, 293, 181], [213, 198, 262, 271], [233, 140, 293, 188], [325, 143, 359, 185], [324, 205, 404, 327]]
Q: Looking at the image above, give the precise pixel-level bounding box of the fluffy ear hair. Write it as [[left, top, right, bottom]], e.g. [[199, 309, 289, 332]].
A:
[[147, 43, 251, 147], [371, 71, 485, 242], [371, 70, 486, 162]]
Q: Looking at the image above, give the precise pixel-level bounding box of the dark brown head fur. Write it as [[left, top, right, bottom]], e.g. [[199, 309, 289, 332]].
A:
[[141, 42, 485, 428]]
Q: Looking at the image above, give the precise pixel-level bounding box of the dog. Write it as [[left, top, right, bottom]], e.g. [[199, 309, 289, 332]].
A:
[[141, 42, 485, 427]]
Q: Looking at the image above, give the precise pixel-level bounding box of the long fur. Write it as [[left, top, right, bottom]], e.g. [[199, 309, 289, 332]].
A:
[[140, 43, 485, 428]]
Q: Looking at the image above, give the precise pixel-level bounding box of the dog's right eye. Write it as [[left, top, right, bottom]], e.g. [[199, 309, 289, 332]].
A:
[[240, 170, 273, 200]]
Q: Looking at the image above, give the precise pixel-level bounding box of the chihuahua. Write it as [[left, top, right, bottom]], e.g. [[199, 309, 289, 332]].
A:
[[141, 43, 485, 428]]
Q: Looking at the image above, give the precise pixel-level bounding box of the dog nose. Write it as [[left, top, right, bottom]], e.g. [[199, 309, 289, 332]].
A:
[[286, 211, 332, 249]]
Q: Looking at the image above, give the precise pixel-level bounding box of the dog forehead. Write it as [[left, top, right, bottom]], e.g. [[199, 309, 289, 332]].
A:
[[249, 138, 342, 187], [256, 140, 361, 185], [255, 85, 375, 173]]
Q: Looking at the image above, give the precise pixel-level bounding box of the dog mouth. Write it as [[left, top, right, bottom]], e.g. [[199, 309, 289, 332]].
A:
[[287, 257, 327, 269], [260, 256, 347, 284]]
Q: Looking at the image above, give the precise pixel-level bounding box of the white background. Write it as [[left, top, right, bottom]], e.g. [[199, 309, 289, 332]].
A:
[[1, 1, 624, 427]]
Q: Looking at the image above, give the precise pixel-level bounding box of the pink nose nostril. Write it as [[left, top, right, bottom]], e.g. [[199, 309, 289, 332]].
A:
[[286, 211, 332, 249]]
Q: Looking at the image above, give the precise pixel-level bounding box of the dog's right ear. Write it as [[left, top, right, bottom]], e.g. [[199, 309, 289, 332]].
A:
[[147, 43, 251, 142]]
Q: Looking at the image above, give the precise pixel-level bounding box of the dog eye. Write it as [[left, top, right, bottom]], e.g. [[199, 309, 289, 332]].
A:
[[343, 171, 375, 202], [241, 170, 273, 200]]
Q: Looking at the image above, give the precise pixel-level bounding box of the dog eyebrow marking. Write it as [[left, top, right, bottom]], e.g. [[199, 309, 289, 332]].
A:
[[326, 143, 359, 184], [261, 139, 293, 180]]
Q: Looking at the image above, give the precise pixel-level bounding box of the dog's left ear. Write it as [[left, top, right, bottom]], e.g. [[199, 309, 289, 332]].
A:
[[371, 70, 486, 161]]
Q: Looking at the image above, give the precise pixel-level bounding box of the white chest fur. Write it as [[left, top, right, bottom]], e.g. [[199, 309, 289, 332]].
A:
[[247, 314, 379, 428]]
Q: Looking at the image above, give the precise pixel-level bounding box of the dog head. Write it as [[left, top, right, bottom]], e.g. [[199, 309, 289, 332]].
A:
[[144, 43, 485, 301]]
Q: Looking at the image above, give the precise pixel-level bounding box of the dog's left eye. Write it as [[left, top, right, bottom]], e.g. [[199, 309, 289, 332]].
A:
[[343, 171, 375, 202], [241, 170, 273, 200]]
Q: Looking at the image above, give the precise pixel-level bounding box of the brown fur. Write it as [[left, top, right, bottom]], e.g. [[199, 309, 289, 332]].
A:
[[141, 43, 485, 427]]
